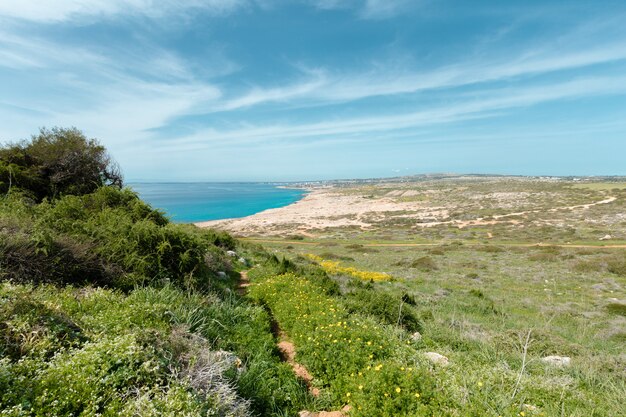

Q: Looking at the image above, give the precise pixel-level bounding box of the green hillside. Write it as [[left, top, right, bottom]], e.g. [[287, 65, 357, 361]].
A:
[[1, 130, 624, 416]]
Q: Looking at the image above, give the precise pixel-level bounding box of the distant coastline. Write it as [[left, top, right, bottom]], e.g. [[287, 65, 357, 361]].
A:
[[130, 182, 308, 223]]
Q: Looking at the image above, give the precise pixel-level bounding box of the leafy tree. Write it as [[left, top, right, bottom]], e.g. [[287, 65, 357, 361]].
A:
[[0, 127, 122, 200]]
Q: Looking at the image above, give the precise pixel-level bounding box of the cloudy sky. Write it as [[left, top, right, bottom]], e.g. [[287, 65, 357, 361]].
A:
[[1, 0, 625, 181]]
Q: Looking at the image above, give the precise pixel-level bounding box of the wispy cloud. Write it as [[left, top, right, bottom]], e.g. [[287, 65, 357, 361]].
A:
[[210, 39, 626, 112], [307, 0, 415, 19], [359, 0, 413, 19], [0, 0, 247, 23], [156, 73, 626, 151], [0, 29, 223, 147]]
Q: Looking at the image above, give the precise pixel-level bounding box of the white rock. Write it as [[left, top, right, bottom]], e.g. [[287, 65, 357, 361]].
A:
[[599, 234, 612, 241], [523, 404, 539, 412], [541, 355, 571, 367], [226, 250, 238, 257], [217, 271, 228, 279], [424, 352, 449, 366], [238, 257, 248, 266], [410, 331, 422, 342]]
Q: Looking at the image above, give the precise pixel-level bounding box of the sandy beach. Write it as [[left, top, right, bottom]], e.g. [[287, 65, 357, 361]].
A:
[[195, 181, 621, 237], [195, 186, 451, 236]]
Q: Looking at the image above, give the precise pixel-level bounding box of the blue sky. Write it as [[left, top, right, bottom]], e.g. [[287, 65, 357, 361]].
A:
[[1, 0, 625, 181]]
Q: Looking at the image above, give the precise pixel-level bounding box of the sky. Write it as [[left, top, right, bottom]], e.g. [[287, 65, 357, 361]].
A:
[[1, 0, 625, 181]]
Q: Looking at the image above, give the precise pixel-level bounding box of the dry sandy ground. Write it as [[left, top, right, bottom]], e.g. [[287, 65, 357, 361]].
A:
[[195, 187, 448, 235], [195, 187, 617, 236]]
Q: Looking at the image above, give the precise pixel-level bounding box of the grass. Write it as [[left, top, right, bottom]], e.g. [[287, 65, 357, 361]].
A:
[[570, 182, 626, 190], [245, 250, 626, 416], [257, 237, 626, 416], [0, 187, 319, 416], [3, 173, 626, 416]]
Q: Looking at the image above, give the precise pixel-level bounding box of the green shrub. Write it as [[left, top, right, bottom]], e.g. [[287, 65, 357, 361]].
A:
[[607, 257, 626, 276], [0, 187, 230, 291], [606, 302, 626, 316], [344, 288, 422, 332], [476, 245, 505, 253], [319, 252, 355, 261], [0, 127, 122, 201], [409, 256, 438, 271]]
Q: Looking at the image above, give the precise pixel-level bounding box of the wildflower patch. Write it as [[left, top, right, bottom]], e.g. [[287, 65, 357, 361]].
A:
[[248, 271, 446, 416], [305, 254, 392, 281]]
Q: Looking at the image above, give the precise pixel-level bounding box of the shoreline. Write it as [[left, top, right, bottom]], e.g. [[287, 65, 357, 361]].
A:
[[193, 186, 320, 229]]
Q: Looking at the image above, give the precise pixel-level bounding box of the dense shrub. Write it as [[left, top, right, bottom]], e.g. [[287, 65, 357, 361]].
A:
[[0, 127, 122, 201], [343, 288, 423, 332], [394, 256, 439, 271], [0, 187, 228, 291]]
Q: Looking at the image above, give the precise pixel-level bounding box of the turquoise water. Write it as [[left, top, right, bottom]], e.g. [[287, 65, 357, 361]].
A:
[[129, 182, 306, 223]]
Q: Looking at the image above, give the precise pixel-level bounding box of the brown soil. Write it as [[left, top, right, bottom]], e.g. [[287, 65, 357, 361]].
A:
[[276, 336, 320, 397], [236, 270, 251, 296], [299, 406, 352, 417]]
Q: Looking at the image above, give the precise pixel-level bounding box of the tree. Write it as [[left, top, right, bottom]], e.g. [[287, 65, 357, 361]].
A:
[[0, 127, 123, 200]]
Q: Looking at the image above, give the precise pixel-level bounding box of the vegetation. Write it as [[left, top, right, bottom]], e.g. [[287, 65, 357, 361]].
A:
[[0, 127, 122, 201], [0, 129, 316, 416], [2, 129, 625, 416]]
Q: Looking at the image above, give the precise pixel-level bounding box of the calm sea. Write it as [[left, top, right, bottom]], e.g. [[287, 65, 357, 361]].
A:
[[129, 182, 306, 223]]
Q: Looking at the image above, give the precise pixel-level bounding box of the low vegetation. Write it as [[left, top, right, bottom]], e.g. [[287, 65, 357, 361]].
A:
[[2, 129, 625, 416], [0, 129, 315, 416]]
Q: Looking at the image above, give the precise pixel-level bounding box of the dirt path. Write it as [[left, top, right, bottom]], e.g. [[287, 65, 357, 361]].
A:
[[236, 270, 316, 391], [237, 270, 347, 415], [279, 335, 351, 417], [276, 334, 320, 397], [236, 270, 251, 296]]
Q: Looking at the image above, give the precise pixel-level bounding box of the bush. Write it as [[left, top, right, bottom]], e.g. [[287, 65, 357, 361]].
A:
[[344, 288, 423, 332], [0, 186, 234, 291], [607, 257, 626, 276], [0, 127, 122, 200], [394, 257, 439, 271]]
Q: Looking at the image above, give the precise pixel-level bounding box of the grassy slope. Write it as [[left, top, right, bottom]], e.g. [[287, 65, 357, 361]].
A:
[[241, 177, 626, 416], [2, 178, 625, 417], [0, 188, 317, 417]]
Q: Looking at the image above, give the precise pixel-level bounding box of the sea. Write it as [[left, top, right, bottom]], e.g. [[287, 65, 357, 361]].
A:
[[129, 182, 306, 223]]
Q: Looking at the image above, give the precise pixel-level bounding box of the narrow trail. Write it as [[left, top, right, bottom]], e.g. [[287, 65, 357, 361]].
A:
[[237, 270, 348, 416], [236, 270, 251, 296], [276, 334, 320, 398]]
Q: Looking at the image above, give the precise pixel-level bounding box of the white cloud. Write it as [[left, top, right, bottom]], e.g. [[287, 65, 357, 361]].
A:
[[306, 0, 414, 18], [360, 0, 412, 19], [0, 0, 246, 22], [208, 40, 626, 112], [0, 29, 223, 151], [156, 74, 626, 151]]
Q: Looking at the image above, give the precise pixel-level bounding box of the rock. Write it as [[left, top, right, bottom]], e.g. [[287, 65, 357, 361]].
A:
[[298, 407, 351, 417], [410, 331, 422, 342], [217, 271, 228, 279], [434, 288, 451, 297], [213, 350, 243, 369], [541, 355, 571, 367], [226, 250, 237, 257], [424, 351, 449, 366], [599, 234, 612, 241], [238, 257, 248, 266]]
